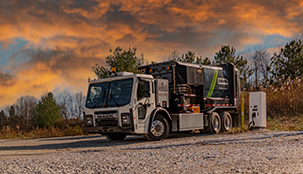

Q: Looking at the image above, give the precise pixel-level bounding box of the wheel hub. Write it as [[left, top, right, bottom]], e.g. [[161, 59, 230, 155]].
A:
[[225, 117, 231, 130], [151, 120, 164, 137], [213, 118, 219, 131], [226, 119, 231, 127]]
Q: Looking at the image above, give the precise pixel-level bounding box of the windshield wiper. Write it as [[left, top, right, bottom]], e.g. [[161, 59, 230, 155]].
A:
[[92, 90, 107, 108], [109, 88, 120, 107]]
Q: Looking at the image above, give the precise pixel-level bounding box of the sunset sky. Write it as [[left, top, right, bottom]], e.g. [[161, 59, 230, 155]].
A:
[[0, 0, 302, 108]]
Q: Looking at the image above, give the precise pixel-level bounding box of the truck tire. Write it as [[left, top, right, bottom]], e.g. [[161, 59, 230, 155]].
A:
[[106, 133, 127, 141], [205, 112, 221, 134], [220, 111, 232, 132], [144, 114, 169, 141]]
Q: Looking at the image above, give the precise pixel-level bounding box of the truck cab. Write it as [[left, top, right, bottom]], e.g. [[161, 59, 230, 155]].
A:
[[83, 72, 170, 141]]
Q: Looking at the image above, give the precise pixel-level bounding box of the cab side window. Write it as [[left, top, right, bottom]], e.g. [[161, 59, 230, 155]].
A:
[[137, 79, 145, 101]]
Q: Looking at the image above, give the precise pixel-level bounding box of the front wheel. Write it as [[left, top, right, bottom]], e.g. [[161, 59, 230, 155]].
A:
[[106, 133, 127, 141], [144, 114, 169, 141]]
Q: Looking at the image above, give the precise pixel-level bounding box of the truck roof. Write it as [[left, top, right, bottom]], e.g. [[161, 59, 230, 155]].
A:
[[176, 61, 222, 70], [89, 73, 153, 84], [139, 60, 239, 72]]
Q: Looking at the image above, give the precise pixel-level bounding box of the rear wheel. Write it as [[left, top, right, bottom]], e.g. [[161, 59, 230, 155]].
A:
[[106, 133, 127, 141], [205, 112, 221, 134], [144, 114, 169, 141], [220, 112, 232, 132]]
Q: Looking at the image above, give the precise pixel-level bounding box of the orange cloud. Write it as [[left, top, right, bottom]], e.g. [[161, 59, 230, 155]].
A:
[[0, 0, 303, 107], [0, 50, 100, 107]]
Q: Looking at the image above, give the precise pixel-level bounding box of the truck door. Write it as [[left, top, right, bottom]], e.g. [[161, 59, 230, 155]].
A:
[[133, 78, 155, 133]]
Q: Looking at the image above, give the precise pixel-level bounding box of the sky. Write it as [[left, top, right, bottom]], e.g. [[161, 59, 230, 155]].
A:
[[0, 0, 303, 108]]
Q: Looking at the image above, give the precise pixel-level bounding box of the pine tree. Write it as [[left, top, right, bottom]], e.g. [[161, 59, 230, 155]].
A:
[[169, 50, 211, 65], [213, 45, 253, 87], [270, 40, 303, 84], [92, 45, 147, 79], [8, 105, 18, 129], [0, 110, 7, 129], [32, 92, 61, 128]]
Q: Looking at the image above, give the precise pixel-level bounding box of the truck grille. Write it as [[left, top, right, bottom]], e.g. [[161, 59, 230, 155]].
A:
[[95, 118, 118, 126], [94, 110, 118, 126]]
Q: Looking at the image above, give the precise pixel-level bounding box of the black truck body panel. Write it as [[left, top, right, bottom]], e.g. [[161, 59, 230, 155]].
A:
[[139, 61, 240, 115]]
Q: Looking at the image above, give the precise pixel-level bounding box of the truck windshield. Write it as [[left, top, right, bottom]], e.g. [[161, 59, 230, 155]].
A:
[[86, 78, 133, 108]]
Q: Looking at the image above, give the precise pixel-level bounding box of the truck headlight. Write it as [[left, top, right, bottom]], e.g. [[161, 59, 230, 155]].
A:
[[121, 113, 130, 126], [85, 115, 93, 127]]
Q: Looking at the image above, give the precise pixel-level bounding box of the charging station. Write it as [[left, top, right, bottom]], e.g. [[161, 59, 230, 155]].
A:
[[249, 92, 267, 128]]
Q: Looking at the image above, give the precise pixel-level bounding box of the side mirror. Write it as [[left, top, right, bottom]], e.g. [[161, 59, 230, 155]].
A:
[[144, 81, 151, 97]]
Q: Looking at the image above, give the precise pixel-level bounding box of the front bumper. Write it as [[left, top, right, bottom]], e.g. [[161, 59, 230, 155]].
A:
[[83, 126, 133, 134]]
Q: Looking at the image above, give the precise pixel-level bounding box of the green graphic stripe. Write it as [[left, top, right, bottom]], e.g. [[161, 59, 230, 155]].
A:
[[206, 69, 218, 97]]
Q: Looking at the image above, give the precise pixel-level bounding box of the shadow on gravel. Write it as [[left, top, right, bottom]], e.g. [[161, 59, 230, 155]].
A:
[[168, 132, 213, 139], [0, 133, 208, 152], [0, 135, 148, 151], [1, 131, 302, 152], [119, 131, 303, 151], [195, 131, 303, 145], [0, 133, 207, 152], [38, 135, 100, 141]]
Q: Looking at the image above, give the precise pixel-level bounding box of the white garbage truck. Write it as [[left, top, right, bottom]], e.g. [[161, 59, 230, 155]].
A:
[[83, 61, 240, 141]]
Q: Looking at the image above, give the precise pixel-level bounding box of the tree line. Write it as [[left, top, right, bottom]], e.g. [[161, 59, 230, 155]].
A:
[[0, 91, 85, 130], [93, 39, 303, 90]]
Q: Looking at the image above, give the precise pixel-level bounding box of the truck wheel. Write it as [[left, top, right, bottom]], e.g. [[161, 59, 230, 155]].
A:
[[206, 112, 221, 134], [106, 133, 126, 141], [220, 112, 232, 132], [144, 114, 169, 141]]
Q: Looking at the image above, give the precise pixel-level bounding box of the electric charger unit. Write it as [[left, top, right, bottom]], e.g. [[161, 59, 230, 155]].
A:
[[249, 92, 267, 128]]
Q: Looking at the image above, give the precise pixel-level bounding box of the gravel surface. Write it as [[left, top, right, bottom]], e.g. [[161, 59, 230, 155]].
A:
[[0, 130, 303, 173]]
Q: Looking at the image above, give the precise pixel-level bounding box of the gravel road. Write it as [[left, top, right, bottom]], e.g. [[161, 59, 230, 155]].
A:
[[0, 130, 303, 173]]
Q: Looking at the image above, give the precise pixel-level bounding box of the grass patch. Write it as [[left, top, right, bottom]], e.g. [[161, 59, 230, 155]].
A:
[[0, 125, 85, 139], [267, 115, 303, 131], [230, 115, 303, 133]]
